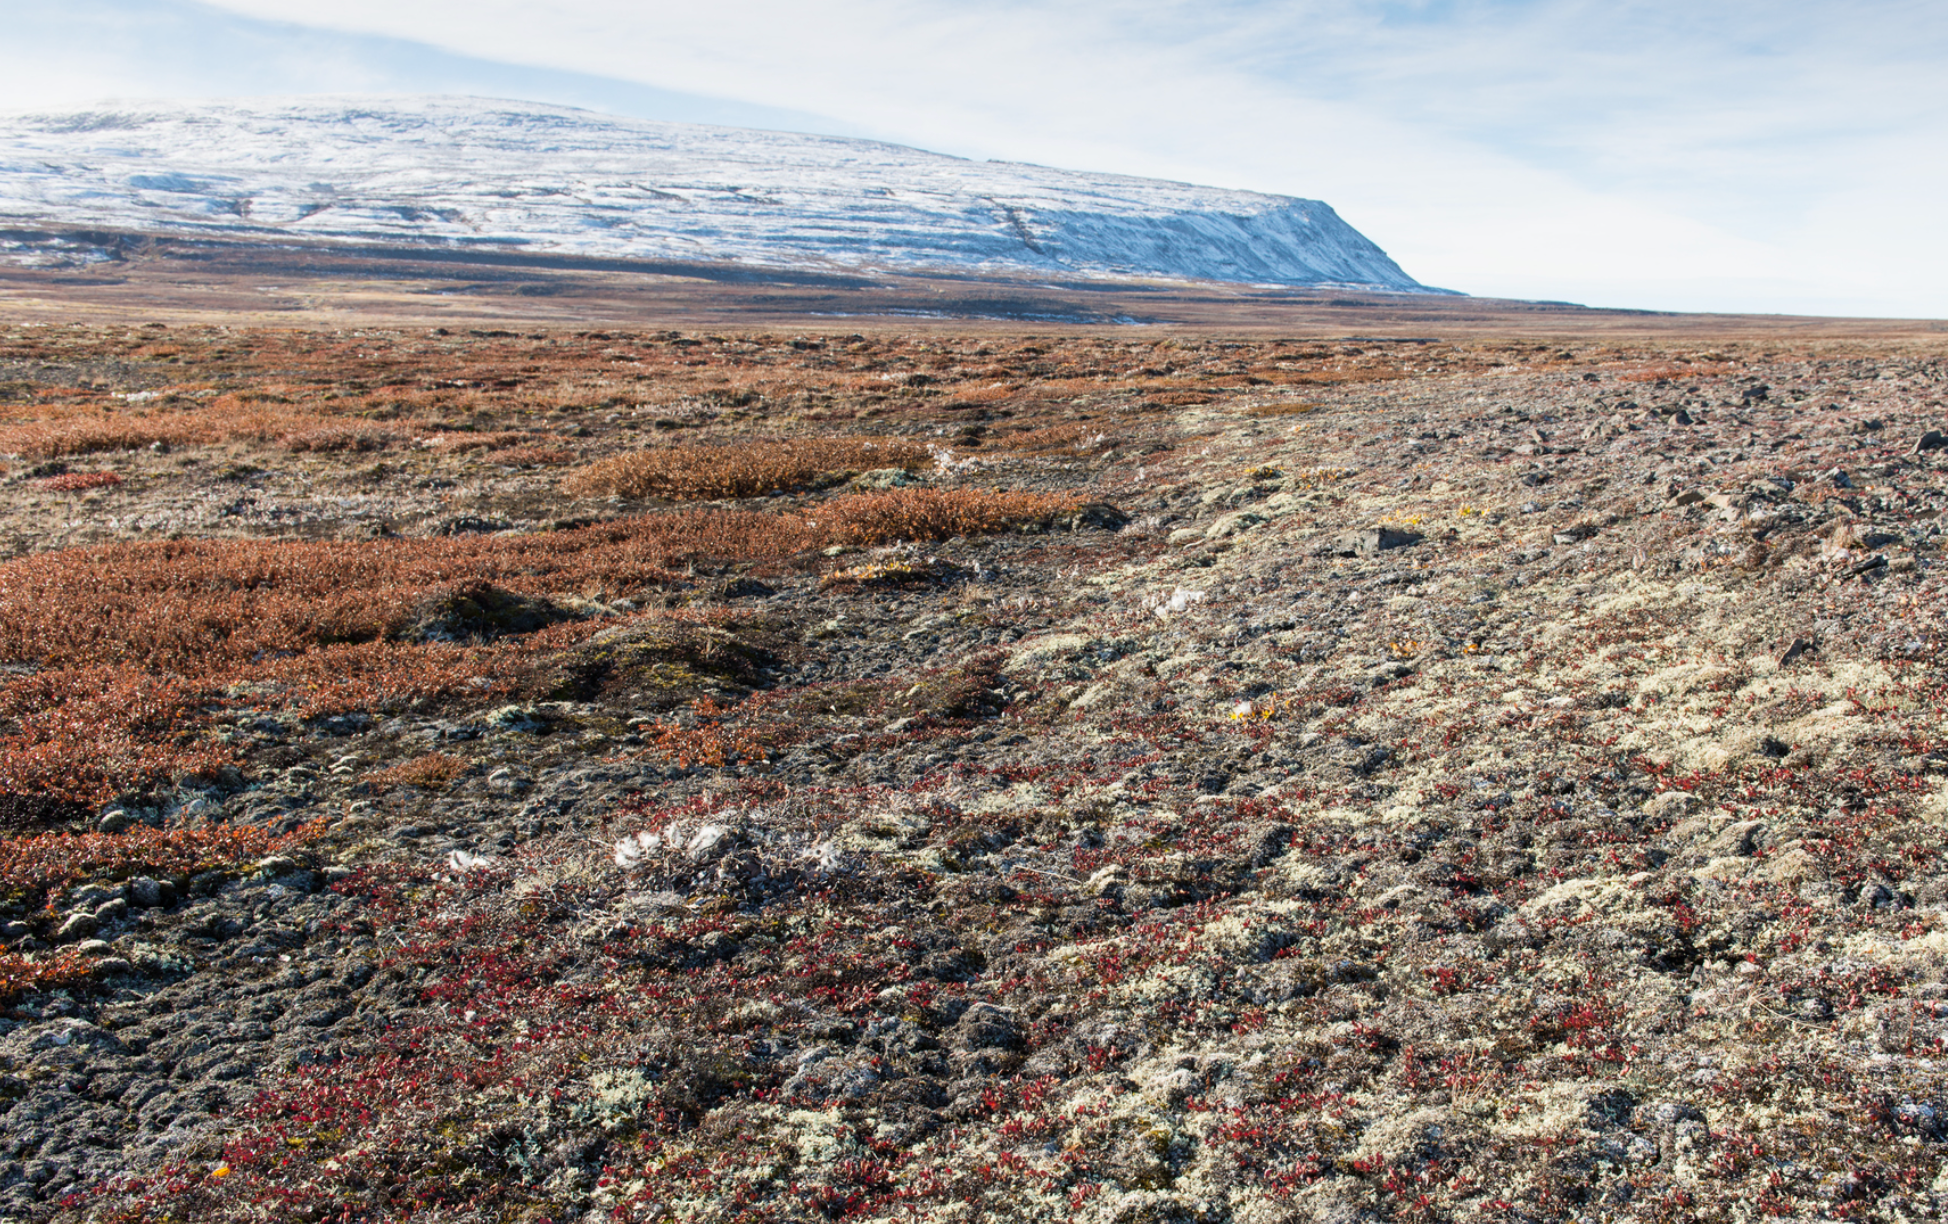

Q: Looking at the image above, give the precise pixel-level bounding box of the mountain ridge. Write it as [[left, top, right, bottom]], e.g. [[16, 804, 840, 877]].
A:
[[0, 95, 1438, 292]]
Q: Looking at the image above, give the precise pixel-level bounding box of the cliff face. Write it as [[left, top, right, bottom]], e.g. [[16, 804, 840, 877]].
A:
[[0, 96, 1430, 290]]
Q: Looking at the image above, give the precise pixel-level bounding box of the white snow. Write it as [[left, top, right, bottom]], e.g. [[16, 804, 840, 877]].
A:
[[0, 95, 1427, 290]]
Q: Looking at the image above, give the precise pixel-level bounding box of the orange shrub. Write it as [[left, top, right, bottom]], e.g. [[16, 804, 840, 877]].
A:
[[0, 667, 232, 807], [567, 437, 931, 500], [0, 949, 95, 1003], [278, 425, 399, 453], [0, 396, 414, 458], [641, 698, 762, 768], [493, 446, 576, 467], [0, 820, 322, 902], [37, 471, 123, 491], [815, 488, 1084, 543]]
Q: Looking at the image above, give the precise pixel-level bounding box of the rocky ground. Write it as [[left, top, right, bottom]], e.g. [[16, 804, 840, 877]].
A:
[[0, 323, 1945, 1222]]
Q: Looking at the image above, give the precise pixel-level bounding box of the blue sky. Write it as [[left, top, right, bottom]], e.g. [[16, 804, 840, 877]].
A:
[[2, 0, 1943, 317]]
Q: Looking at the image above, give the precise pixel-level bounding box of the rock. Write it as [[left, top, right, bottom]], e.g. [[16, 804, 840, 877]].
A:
[[712, 576, 775, 600], [55, 913, 97, 943], [1328, 527, 1423, 557], [1915, 430, 1946, 454], [125, 876, 174, 909], [1063, 501, 1129, 532], [485, 705, 547, 732], [850, 467, 923, 491], [1705, 820, 1769, 857], [1670, 489, 1705, 506], [949, 1003, 1020, 1050], [96, 809, 132, 834], [1204, 511, 1265, 540], [73, 939, 114, 957], [486, 768, 531, 793], [434, 515, 513, 536]]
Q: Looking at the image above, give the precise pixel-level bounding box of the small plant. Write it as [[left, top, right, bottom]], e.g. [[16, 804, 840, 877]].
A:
[[567, 437, 931, 499], [37, 471, 123, 491], [362, 751, 469, 790]]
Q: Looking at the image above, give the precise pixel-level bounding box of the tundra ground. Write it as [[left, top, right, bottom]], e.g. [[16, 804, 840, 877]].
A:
[[0, 322, 1944, 1223]]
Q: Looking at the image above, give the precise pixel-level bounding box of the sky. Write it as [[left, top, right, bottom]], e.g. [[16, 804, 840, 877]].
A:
[[1, 0, 1943, 318]]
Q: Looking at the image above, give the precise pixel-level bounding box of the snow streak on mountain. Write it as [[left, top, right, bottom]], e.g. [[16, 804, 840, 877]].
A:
[[0, 96, 1429, 290]]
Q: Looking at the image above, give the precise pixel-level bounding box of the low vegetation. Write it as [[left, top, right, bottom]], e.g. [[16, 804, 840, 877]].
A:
[[0, 322, 1940, 1222]]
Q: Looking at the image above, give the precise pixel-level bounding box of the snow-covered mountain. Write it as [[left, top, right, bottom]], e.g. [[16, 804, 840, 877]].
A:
[[0, 96, 1431, 291]]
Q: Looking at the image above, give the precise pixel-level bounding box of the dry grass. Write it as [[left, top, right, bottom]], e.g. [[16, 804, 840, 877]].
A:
[[566, 437, 932, 500]]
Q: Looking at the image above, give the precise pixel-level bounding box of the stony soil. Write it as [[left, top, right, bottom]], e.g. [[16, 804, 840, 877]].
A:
[[0, 324, 1946, 1222]]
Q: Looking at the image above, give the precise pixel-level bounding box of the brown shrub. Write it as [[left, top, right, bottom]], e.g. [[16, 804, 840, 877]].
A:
[[0, 820, 322, 908], [429, 430, 533, 453], [0, 667, 232, 808], [0, 396, 414, 458], [493, 446, 576, 467], [0, 949, 95, 1003], [816, 488, 1084, 544], [278, 425, 398, 453], [37, 471, 123, 491], [362, 751, 469, 791], [0, 488, 1089, 804], [566, 437, 931, 500], [0, 412, 207, 457], [641, 698, 763, 768]]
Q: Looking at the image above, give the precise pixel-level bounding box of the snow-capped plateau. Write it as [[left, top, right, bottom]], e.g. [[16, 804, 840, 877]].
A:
[[0, 96, 1432, 291]]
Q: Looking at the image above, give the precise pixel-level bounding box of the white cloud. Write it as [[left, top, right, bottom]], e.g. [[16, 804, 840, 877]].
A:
[[6, 0, 1945, 316]]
